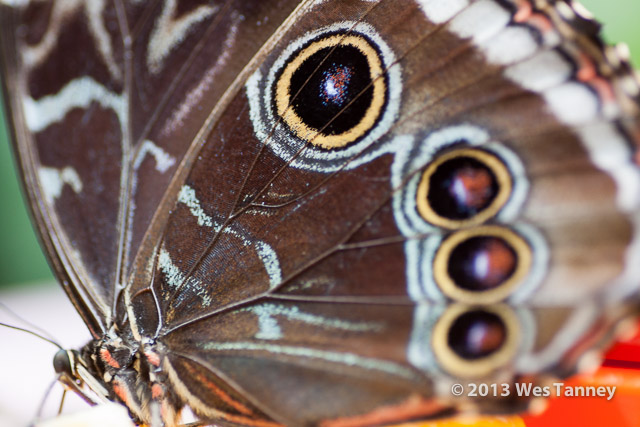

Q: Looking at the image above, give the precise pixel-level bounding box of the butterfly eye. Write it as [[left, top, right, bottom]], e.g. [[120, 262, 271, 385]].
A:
[[433, 226, 532, 304], [53, 349, 74, 376], [274, 32, 387, 149], [417, 148, 513, 229], [433, 305, 520, 378]]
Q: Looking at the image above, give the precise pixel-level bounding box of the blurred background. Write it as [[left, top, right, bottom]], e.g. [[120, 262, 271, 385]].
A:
[[0, 1, 639, 424]]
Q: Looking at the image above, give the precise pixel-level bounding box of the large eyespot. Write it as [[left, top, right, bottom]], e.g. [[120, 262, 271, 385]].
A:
[[247, 22, 401, 172], [274, 32, 387, 150], [432, 304, 520, 378], [417, 148, 512, 229], [433, 226, 532, 304]]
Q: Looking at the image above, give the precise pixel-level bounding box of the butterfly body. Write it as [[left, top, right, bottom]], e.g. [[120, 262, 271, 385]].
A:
[[2, 0, 640, 426], [78, 333, 184, 425]]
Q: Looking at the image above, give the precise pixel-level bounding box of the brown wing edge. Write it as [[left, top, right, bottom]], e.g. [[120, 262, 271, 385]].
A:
[[0, 4, 107, 338]]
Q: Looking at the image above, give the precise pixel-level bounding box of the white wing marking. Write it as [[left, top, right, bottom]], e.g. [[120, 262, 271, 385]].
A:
[[147, 0, 218, 74], [134, 140, 176, 173], [38, 166, 83, 204]]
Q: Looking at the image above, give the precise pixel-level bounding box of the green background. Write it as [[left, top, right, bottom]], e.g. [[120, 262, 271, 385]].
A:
[[0, 0, 639, 287]]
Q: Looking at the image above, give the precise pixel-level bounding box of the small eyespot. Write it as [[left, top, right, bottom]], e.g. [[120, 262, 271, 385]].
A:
[[273, 31, 388, 150], [416, 148, 512, 229], [432, 304, 519, 378], [433, 226, 532, 304]]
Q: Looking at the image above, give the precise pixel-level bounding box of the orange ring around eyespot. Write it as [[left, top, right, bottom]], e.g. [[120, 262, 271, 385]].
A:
[[432, 304, 520, 378], [275, 33, 386, 149], [416, 148, 513, 229], [433, 226, 532, 304]]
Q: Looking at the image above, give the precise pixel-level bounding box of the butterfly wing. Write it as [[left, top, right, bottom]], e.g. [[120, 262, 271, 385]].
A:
[[133, 0, 640, 424], [1, 1, 123, 334], [0, 0, 302, 336], [2, 0, 640, 425]]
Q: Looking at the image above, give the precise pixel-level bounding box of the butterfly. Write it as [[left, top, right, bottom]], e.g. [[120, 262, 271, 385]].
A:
[[1, 0, 640, 426]]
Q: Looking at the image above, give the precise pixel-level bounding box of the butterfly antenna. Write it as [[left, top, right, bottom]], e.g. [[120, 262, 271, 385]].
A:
[[31, 376, 60, 427], [0, 301, 63, 347], [0, 322, 63, 350]]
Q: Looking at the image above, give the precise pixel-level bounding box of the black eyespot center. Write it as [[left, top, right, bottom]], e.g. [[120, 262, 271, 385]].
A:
[[447, 310, 507, 360], [289, 45, 374, 135], [428, 156, 499, 219], [273, 32, 388, 150], [448, 235, 517, 292]]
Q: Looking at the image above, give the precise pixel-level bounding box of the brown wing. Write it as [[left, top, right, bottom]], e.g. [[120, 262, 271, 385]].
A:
[[127, 0, 640, 424], [3, 0, 640, 425], [0, 0, 303, 335]]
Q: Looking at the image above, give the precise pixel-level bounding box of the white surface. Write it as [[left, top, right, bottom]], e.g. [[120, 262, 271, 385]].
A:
[[38, 403, 134, 427], [0, 283, 92, 427]]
